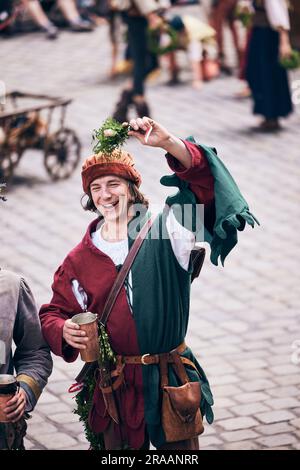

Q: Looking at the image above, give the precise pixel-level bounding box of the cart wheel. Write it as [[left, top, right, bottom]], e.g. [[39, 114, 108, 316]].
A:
[[0, 146, 22, 182], [44, 128, 81, 181]]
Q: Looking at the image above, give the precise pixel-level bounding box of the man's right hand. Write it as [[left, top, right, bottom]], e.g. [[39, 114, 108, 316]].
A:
[[63, 319, 89, 349]]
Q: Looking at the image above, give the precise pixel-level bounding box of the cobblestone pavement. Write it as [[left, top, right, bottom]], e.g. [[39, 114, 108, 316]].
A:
[[1, 4, 300, 450]]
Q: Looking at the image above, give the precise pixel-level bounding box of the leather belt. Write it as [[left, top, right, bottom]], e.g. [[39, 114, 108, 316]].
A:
[[118, 341, 187, 365], [113, 341, 200, 374], [101, 342, 200, 394]]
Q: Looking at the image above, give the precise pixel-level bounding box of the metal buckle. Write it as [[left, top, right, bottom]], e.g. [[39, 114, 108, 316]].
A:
[[141, 353, 150, 365]]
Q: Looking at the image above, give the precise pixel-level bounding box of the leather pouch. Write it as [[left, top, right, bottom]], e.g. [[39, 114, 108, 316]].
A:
[[160, 351, 204, 443]]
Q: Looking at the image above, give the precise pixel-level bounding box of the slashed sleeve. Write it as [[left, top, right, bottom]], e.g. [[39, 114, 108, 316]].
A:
[[39, 259, 83, 362]]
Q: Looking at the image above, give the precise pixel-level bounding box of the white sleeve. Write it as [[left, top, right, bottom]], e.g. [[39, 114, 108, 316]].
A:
[[264, 0, 290, 31], [166, 209, 196, 271]]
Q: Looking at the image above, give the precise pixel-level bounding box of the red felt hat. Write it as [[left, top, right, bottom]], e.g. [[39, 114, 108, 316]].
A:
[[81, 149, 142, 194]]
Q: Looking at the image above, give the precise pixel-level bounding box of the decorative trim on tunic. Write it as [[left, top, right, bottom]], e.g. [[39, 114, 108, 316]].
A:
[[16, 374, 42, 401]]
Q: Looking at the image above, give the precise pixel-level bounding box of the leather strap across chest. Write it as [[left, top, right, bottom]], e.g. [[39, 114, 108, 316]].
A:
[[99, 215, 155, 327]]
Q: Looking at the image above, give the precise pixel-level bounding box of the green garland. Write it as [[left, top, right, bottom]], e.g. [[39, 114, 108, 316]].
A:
[[92, 118, 130, 155], [148, 25, 179, 56], [73, 324, 117, 450], [280, 49, 300, 70], [73, 369, 105, 450]]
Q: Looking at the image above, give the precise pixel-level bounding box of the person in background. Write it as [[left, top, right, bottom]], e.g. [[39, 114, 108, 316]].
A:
[[289, 0, 300, 50], [234, 0, 253, 98], [21, 0, 94, 39], [0, 0, 14, 32], [165, 14, 217, 89], [210, 0, 242, 74], [245, 0, 293, 132], [112, 1, 169, 122]]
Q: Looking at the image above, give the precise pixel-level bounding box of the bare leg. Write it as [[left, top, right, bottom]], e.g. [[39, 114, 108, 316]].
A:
[[191, 60, 203, 90], [110, 42, 118, 77], [211, 0, 238, 73], [21, 0, 58, 38], [210, 2, 226, 59], [166, 51, 180, 85], [57, 0, 93, 30], [228, 18, 242, 67], [57, 0, 81, 24], [22, 0, 52, 29], [108, 12, 119, 77]]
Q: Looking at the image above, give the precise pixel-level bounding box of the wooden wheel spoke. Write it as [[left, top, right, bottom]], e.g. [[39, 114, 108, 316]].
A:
[[0, 145, 22, 181], [44, 128, 81, 180]]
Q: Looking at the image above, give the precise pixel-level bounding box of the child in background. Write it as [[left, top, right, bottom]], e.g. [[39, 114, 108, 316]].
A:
[[165, 15, 218, 89]]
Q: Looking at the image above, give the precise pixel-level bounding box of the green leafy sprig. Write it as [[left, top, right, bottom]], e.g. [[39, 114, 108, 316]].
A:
[[235, 4, 254, 28], [98, 324, 116, 366], [92, 118, 130, 155]]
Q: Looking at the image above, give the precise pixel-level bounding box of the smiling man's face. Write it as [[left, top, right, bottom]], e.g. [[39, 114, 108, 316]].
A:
[[90, 175, 131, 223]]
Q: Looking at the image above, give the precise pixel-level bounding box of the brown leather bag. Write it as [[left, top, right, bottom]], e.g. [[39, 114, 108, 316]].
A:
[[160, 350, 204, 443]]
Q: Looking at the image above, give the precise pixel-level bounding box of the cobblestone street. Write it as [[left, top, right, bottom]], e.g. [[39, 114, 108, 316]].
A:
[[1, 4, 300, 450]]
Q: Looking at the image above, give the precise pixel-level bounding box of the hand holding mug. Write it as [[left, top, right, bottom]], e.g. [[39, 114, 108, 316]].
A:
[[63, 318, 89, 349], [3, 388, 27, 423]]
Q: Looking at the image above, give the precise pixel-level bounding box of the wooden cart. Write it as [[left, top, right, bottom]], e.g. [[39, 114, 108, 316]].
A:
[[0, 91, 81, 181]]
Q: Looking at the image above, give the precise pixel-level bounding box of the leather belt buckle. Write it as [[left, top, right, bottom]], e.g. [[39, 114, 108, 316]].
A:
[[141, 353, 150, 365]]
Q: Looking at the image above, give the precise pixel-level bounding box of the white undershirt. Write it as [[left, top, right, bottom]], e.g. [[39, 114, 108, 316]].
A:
[[72, 211, 196, 312], [91, 211, 196, 270], [93, 223, 129, 267]]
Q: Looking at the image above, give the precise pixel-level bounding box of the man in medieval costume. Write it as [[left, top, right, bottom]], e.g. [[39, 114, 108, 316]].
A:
[[39, 117, 258, 450], [0, 266, 53, 449]]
